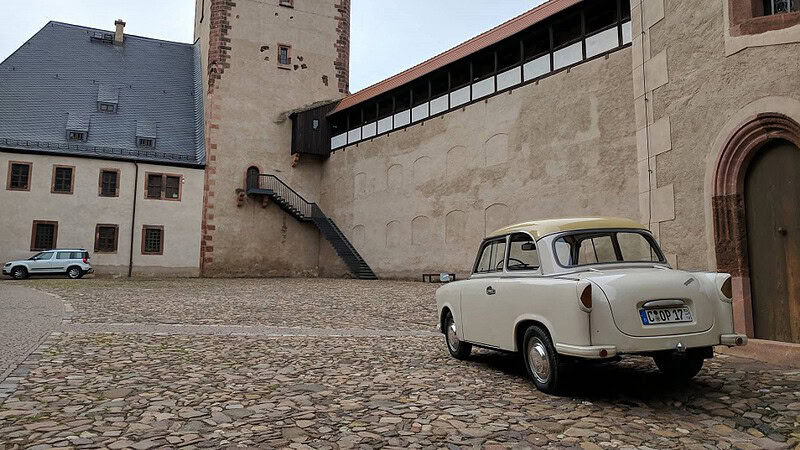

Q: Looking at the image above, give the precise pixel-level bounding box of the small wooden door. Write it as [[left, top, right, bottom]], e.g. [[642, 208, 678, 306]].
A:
[[745, 139, 800, 343]]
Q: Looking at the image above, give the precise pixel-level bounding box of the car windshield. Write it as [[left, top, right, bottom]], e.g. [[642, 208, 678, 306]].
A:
[[553, 231, 665, 267]]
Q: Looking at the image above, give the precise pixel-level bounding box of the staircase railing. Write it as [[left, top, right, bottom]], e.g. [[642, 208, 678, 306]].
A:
[[248, 173, 313, 219]]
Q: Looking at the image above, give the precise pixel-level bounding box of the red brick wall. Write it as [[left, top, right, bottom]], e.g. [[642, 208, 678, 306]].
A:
[[334, 0, 351, 95], [201, 0, 235, 273]]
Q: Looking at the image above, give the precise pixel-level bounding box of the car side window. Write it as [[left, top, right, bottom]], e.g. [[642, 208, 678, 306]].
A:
[[474, 239, 507, 273], [507, 233, 540, 271], [37, 252, 53, 260], [475, 242, 494, 273], [56, 252, 71, 260]]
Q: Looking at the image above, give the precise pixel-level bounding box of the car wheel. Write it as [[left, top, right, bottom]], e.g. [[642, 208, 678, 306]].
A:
[[11, 266, 28, 280], [67, 266, 83, 279], [653, 351, 705, 380], [444, 312, 471, 360], [523, 325, 564, 394]]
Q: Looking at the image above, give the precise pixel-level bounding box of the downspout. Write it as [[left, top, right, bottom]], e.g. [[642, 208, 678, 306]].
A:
[[128, 162, 139, 277]]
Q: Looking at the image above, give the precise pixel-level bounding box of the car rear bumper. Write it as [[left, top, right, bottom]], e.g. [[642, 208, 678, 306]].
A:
[[556, 343, 618, 359], [558, 332, 748, 359]]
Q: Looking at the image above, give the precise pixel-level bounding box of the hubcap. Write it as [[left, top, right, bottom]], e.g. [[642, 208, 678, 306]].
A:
[[528, 338, 551, 384], [13, 270, 24, 279], [446, 319, 460, 353], [69, 269, 80, 278]]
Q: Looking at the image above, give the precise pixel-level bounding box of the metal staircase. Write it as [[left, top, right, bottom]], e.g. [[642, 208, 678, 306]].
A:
[[246, 173, 377, 280]]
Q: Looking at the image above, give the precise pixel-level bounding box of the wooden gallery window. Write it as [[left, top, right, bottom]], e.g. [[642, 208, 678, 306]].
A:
[[95, 224, 119, 253], [31, 221, 58, 251], [145, 173, 181, 200], [142, 225, 164, 255], [7, 161, 32, 191], [99, 169, 120, 197], [51, 166, 74, 194]]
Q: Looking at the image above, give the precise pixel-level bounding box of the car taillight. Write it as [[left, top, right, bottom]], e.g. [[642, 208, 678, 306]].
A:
[[82, 257, 88, 264], [720, 277, 732, 299], [580, 284, 592, 310]]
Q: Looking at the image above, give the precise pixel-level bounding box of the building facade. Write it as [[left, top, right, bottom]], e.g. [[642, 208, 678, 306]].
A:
[[0, 22, 206, 277]]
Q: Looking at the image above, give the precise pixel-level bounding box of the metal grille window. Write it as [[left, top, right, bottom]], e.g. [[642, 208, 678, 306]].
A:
[[31, 221, 57, 251], [95, 225, 118, 253], [764, 0, 797, 14], [100, 170, 119, 197], [7, 162, 31, 191], [52, 166, 74, 194], [142, 226, 164, 255]]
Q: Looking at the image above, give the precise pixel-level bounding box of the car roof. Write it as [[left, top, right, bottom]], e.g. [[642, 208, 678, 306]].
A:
[[486, 217, 647, 239], [38, 249, 87, 252]]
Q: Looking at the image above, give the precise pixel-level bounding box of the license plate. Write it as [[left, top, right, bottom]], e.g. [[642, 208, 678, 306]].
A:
[[640, 307, 692, 325]]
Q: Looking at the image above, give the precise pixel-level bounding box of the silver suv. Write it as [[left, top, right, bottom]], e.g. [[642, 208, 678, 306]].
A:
[[3, 249, 93, 280]]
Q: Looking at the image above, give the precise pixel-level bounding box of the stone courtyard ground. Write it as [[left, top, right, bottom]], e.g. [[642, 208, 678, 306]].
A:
[[0, 278, 798, 449]]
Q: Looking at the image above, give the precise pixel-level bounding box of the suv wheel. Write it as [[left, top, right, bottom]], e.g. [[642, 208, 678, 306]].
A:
[[67, 266, 83, 279], [11, 266, 28, 280]]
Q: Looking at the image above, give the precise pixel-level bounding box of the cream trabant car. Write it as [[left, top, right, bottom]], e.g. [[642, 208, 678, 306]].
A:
[[436, 217, 747, 394]]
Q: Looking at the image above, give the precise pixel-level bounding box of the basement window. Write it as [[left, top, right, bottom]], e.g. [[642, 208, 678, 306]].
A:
[[279, 0, 294, 7]]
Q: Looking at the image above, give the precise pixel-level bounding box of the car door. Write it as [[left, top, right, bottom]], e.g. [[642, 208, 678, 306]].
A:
[[461, 236, 507, 347], [28, 252, 55, 273], [52, 251, 72, 273]]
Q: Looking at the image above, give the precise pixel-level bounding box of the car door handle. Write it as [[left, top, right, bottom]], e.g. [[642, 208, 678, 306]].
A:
[[486, 286, 496, 295]]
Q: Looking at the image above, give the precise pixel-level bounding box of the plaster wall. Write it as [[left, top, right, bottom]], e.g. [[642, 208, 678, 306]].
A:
[[319, 48, 639, 280], [643, 0, 800, 271], [0, 153, 204, 276], [196, 0, 350, 277]]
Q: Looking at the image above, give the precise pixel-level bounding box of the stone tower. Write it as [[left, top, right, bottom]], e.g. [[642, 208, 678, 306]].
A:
[[193, 0, 351, 276]]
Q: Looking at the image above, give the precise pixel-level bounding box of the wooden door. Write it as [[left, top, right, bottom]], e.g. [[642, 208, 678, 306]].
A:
[[745, 139, 800, 343]]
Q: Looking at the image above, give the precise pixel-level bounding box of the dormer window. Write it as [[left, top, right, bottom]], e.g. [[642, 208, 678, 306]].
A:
[[68, 131, 86, 141], [136, 120, 157, 149], [279, 0, 294, 7], [97, 84, 119, 114], [98, 102, 117, 113], [138, 137, 155, 148], [66, 113, 89, 142]]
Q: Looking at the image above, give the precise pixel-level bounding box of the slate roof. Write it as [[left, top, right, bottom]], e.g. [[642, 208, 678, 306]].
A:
[[0, 21, 205, 167]]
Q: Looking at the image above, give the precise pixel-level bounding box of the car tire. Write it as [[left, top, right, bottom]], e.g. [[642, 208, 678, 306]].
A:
[[66, 266, 83, 280], [444, 312, 471, 360], [653, 351, 705, 380], [522, 325, 564, 394], [11, 266, 28, 280]]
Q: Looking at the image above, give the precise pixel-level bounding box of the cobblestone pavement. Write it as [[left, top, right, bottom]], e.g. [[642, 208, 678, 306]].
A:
[[1, 279, 799, 449], [0, 284, 62, 381], [21, 278, 437, 331]]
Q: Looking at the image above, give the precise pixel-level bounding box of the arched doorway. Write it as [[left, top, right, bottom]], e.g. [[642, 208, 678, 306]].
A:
[[712, 113, 800, 343], [744, 139, 800, 343], [246, 166, 260, 191]]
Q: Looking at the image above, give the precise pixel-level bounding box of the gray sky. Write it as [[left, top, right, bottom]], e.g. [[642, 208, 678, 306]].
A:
[[0, 0, 545, 93]]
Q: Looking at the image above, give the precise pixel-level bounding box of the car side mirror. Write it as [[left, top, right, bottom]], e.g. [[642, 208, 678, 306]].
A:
[[521, 242, 536, 251]]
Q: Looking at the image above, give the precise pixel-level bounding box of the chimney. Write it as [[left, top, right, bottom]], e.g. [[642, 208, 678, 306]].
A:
[[114, 19, 126, 45]]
